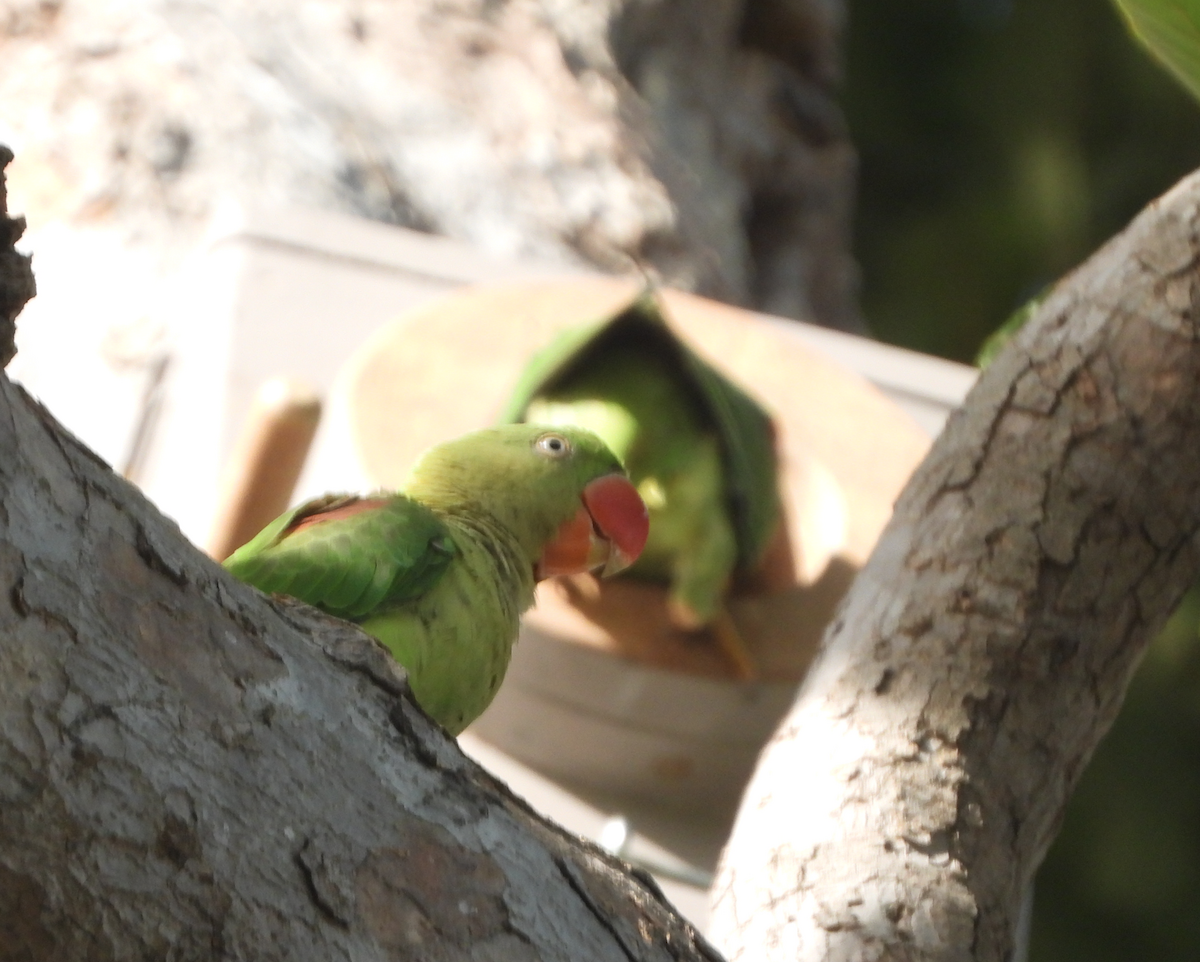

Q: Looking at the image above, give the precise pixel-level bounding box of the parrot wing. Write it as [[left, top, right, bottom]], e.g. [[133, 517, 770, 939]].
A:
[[678, 335, 779, 571], [223, 493, 457, 620]]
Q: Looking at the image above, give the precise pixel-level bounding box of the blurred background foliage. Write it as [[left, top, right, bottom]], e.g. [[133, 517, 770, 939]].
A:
[[841, 2, 1200, 960], [843, 0, 1200, 362]]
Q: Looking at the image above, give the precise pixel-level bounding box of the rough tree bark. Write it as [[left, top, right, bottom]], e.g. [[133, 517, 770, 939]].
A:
[[0, 146, 33, 368], [710, 171, 1200, 960], [0, 156, 716, 960]]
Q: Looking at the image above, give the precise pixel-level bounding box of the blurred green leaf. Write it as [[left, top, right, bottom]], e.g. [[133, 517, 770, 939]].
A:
[[845, 0, 1200, 363], [1114, 0, 1200, 102], [974, 284, 1053, 368]]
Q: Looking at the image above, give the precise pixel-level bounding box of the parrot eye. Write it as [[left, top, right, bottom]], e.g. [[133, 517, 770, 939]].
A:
[[534, 432, 572, 459]]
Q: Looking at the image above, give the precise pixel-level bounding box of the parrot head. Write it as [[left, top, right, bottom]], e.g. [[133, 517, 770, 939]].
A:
[[405, 424, 649, 580]]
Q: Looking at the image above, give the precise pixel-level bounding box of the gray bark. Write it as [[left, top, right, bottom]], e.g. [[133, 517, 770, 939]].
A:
[[711, 170, 1200, 959], [0, 154, 716, 962], [0, 0, 859, 330], [0, 146, 33, 367]]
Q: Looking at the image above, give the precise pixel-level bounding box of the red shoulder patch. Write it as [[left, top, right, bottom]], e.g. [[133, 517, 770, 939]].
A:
[[287, 496, 392, 535]]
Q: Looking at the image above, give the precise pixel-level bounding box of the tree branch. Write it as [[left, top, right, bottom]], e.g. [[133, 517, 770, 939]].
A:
[[712, 171, 1200, 961], [0, 146, 34, 368], [0, 372, 726, 960], [0, 152, 715, 962]]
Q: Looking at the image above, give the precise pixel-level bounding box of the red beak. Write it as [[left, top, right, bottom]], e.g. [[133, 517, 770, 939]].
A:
[[535, 474, 649, 581]]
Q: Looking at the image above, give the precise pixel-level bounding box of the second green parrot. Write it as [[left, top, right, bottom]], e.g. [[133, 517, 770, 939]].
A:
[[500, 293, 782, 678], [224, 424, 649, 734]]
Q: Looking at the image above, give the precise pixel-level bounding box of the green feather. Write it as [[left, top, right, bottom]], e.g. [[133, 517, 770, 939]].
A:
[[225, 495, 454, 620]]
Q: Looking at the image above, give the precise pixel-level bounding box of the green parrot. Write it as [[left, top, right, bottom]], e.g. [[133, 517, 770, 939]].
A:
[[224, 424, 649, 734], [499, 293, 782, 679]]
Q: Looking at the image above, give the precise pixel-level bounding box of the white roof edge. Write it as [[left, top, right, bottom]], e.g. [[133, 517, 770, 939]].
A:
[[754, 312, 979, 408], [203, 200, 979, 411], [202, 200, 589, 286]]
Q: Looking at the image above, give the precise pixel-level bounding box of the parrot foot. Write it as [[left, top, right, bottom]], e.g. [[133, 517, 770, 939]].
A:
[[711, 607, 758, 682], [668, 598, 757, 681]]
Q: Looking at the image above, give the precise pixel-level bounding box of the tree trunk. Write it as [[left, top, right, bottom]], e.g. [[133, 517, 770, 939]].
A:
[[0, 370, 728, 962], [0, 0, 859, 331], [0, 154, 717, 961], [711, 172, 1200, 960], [0, 146, 33, 368]]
